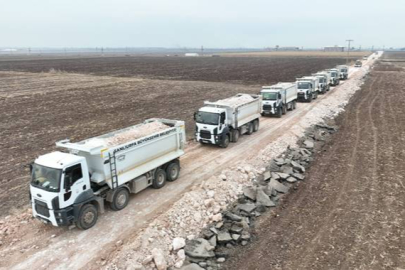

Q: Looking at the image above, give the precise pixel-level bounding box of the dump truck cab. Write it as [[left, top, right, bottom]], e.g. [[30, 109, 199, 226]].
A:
[[312, 72, 331, 93], [296, 77, 318, 102], [337, 65, 349, 80], [326, 69, 340, 86], [195, 106, 228, 146], [30, 151, 96, 227]]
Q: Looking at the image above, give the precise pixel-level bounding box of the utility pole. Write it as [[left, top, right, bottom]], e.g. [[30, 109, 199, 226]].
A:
[[201, 45, 204, 56], [346, 39, 353, 64]]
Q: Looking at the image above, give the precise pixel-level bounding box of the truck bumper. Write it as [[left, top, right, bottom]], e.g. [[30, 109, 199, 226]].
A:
[[297, 93, 308, 101], [32, 200, 74, 227], [196, 133, 220, 145]]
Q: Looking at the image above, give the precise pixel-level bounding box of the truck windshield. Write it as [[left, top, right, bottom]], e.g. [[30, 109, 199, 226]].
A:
[[297, 82, 311, 89], [196, 111, 219, 125], [31, 164, 62, 192], [261, 92, 278, 100], [341, 69, 347, 72], [330, 72, 337, 77], [319, 78, 325, 83]]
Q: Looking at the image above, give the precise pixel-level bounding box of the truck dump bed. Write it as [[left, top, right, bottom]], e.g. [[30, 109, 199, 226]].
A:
[[56, 118, 186, 188]]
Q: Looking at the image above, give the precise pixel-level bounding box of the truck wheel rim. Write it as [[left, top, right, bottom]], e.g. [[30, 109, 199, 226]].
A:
[[117, 193, 127, 207], [158, 174, 164, 184], [84, 211, 95, 224], [171, 167, 178, 178]]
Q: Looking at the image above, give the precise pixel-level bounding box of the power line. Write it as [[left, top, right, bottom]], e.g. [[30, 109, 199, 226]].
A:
[[346, 39, 354, 64]]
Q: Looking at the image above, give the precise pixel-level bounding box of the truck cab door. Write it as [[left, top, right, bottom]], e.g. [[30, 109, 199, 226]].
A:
[[59, 162, 90, 209]]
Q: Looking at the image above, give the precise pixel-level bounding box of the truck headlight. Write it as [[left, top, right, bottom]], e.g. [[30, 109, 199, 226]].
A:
[[58, 213, 62, 217]]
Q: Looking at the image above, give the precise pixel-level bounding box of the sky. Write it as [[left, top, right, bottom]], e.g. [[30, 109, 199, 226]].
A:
[[0, 0, 404, 49]]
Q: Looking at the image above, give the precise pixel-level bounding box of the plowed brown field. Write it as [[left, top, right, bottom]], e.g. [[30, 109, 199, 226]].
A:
[[223, 52, 405, 270], [0, 56, 348, 217]]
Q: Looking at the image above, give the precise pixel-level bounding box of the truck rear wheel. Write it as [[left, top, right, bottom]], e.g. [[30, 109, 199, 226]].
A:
[[153, 169, 167, 189], [282, 106, 287, 115], [77, 204, 98, 230], [231, 129, 239, 143], [247, 122, 254, 134], [253, 119, 259, 132], [220, 135, 230, 148], [166, 162, 180, 182], [293, 101, 297, 110], [110, 188, 130, 211]]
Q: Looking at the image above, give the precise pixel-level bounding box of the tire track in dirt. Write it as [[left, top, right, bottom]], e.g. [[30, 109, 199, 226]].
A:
[[286, 74, 378, 270]]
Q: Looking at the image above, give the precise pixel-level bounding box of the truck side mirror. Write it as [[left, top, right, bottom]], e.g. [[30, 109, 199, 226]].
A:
[[193, 112, 197, 121], [278, 93, 282, 99]]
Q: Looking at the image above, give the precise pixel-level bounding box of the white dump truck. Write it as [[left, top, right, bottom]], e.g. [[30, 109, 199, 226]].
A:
[[296, 76, 320, 102], [326, 69, 340, 86], [29, 118, 186, 229], [355, 60, 362, 67], [312, 72, 331, 93], [337, 65, 349, 80], [195, 94, 262, 148], [261, 83, 298, 117]]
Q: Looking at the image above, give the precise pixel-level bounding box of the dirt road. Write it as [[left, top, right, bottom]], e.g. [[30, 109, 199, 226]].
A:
[[0, 58, 372, 270], [223, 54, 405, 269]]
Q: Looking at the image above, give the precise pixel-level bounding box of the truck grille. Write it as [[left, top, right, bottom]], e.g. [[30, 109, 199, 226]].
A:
[[200, 130, 211, 139], [263, 104, 272, 111], [35, 200, 50, 217], [298, 93, 306, 97]]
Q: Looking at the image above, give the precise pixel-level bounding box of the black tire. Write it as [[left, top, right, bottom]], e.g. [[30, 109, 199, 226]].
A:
[[308, 94, 313, 102], [253, 119, 259, 132], [153, 168, 167, 189], [231, 129, 240, 143], [76, 204, 98, 230], [110, 188, 130, 211], [314, 92, 318, 99], [293, 100, 297, 110], [220, 135, 230, 148], [247, 122, 254, 134], [276, 107, 282, 118], [166, 162, 180, 182], [282, 106, 287, 115]]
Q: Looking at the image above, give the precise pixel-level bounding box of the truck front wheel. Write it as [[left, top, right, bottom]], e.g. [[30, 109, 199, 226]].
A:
[[110, 188, 130, 211], [77, 204, 98, 230], [276, 107, 282, 118], [153, 169, 167, 189], [166, 162, 180, 182], [220, 135, 230, 148]]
